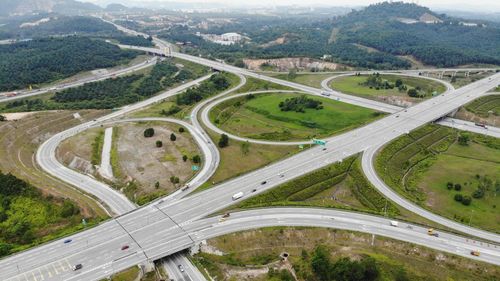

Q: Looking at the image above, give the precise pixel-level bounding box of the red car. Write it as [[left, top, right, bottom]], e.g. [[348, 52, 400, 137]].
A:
[[121, 245, 129, 250]]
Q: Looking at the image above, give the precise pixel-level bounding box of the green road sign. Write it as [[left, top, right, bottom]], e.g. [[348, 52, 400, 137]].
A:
[[192, 165, 200, 171], [312, 138, 327, 146]]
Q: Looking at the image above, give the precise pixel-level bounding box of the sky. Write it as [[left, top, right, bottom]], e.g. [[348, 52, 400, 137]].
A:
[[89, 0, 500, 13]]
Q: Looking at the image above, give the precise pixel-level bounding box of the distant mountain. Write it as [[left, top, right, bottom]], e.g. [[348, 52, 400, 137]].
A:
[[105, 3, 129, 12], [331, 2, 500, 67], [0, 0, 102, 16]]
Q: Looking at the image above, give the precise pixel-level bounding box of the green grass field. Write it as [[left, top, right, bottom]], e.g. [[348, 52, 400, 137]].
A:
[[210, 93, 383, 141], [376, 125, 500, 232], [330, 74, 446, 99]]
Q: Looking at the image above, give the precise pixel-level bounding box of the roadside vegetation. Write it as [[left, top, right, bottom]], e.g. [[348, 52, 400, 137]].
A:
[[375, 124, 500, 232], [193, 227, 500, 281], [0, 36, 140, 91], [210, 92, 383, 141], [454, 94, 499, 127], [0, 110, 109, 219], [330, 74, 446, 105], [101, 265, 164, 281], [131, 72, 238, 119], [424, 70, 496, 88], [0, 59, 210, 112], [231, 155, 399, 216], [0, 172, 98, 258]]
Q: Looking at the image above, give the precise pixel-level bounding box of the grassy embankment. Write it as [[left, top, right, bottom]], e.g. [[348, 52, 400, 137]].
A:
[[210, 93, 383, 141], [375, 124, 500, 232], [193, 227, 500, 281], [330, 74, 446, 101]]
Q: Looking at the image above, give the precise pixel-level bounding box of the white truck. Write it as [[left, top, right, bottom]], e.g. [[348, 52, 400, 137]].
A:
[[390, 221, 399, 227], [232, 192, 244, 201]]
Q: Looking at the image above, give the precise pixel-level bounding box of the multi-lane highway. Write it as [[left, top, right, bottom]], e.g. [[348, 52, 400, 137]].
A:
[[1, 23, 499, 281]]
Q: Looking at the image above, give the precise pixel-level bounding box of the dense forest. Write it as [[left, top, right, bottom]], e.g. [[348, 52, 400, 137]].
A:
[[0, 172, 81, 257], [161, 2, 500, 69], [0, 36, 140, 91], [0, 16, 121, 39], [1, 60, 204, 111]]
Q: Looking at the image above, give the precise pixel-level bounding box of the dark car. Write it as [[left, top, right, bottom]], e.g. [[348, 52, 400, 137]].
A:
[[252, 188, 257, 192], [261, 181, 267, 185], [121, 245, 130, 250], [72, 264, 83, 271], [64, 239, 72, 244]]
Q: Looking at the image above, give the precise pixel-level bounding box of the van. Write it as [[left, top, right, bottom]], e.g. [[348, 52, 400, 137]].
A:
[[232, 192, 244, 200]]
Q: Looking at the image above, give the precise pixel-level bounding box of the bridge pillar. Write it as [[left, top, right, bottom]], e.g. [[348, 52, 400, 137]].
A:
[[139, 259, 155, 273]]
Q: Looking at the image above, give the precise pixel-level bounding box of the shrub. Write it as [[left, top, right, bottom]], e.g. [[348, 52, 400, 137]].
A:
[[192, 155, 201, 163], [454, 183, 462, 191], [144, 128, 155, 138], [156, 140, 163, 147], [458, 133, 470, 146], [170, 133, 176, 141], [178, 127, 185, 133], [472, 189, 484, 199], [454, 194, 463, 202], [218, 133, 229, 148], [182, 155, 188, 162]]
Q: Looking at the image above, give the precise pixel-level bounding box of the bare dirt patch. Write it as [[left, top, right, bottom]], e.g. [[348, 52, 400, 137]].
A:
[[244, 57, 344, 72], [114, 122, 200, 196], [57, 127, 102, 175]]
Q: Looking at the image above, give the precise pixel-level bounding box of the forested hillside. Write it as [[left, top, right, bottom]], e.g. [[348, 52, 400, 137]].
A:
[[162, 2, 500, 69], [0, 172, 83, 257], [0, 36, 140, 91]]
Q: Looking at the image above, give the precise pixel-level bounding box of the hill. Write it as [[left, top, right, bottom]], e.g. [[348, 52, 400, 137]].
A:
[[0, 0, 102, 16], [163, 1, 500, 69]]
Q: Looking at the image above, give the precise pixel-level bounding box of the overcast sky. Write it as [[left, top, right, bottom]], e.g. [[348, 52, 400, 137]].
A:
[[90, 0, 500, 13]]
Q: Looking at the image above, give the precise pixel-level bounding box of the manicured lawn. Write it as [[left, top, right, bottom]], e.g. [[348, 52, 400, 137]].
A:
[[330, 74, 446, 98], [376, 124, 500, 232], [211, 93, 383, 141]]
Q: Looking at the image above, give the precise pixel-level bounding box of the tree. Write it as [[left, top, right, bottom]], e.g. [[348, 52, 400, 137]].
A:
[[182, 155, 188, 162], [155, 181, 160, 189], [192, 155, 201, 164], [178, 127, 185, 133], [446, 182, 453, 190], [218, 133, 229, 148], [155, 140, 163, 148], [462, 196, 472, 206], [458, 133, 470, 146], [0, 114, 5, 122], [170, 133, 176, 141], [407, 88, 418, 97], [454, 183, 462, 191], [311, 245, 331, 281], [169, 176, 179, 184], [395, 79, 403, 87], [454, 194, 463, 202], [144, 128, 155, 138]]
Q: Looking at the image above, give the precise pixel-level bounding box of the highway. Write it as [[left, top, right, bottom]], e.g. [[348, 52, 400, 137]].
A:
[[163, 253, 206, 281], [1, 206, 498, 281], [1, 25, 499, 281], [0, 56, 158, 103]]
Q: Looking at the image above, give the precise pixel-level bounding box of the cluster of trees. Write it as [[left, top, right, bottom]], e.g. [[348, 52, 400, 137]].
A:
[[278, 95, 323, 113], [447, 174, 498, 206], [2, 61, 193, 112], [218, 134, 229, 148], [0, 172, 80, 257], [114, 35, 153, 47], [0, 36, 139, 91], [176, 73, 231, 105], [311, 245, 380, 281]]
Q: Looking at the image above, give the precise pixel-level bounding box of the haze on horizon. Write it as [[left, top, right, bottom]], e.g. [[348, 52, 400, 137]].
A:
[[89, 0, 500, 13]]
